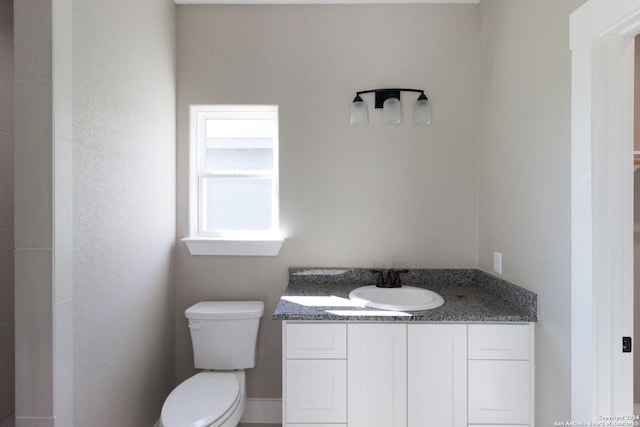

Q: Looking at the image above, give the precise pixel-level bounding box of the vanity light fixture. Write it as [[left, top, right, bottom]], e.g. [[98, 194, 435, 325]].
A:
[[350, 88, 432, 126]]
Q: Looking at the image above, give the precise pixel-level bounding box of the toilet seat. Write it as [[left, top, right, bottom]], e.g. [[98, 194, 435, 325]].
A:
[[160, 371, 243, 427]]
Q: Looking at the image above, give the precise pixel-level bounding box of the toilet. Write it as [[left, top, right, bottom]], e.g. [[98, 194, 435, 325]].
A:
[[159, 301, 264, 427]]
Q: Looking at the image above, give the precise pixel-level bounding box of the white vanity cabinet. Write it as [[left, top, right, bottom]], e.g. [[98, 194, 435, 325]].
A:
[[282, 322, 534, 427]]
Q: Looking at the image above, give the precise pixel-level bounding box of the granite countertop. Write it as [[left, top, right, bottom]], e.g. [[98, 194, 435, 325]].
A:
[[273, 268, 538, 322]]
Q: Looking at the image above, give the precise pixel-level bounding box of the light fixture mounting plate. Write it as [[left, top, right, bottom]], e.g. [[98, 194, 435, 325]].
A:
[[374, 90, 401, 108]]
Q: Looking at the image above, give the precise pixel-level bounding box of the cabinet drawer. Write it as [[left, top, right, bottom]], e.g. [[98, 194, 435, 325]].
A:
[[286, 323, 347, 359], [468, 324, 530, 360], [285, 360, 347, 423]]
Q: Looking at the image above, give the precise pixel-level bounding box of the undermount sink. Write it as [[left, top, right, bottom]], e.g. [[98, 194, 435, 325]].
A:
[[349, 285, 445, 312]]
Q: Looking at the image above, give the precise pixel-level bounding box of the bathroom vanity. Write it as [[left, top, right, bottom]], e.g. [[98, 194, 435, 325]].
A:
[[273, 268, 538, 427]]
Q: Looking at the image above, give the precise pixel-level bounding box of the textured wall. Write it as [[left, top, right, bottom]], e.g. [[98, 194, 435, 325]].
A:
[[478, 0, 587, 424], [72, 0, 176, 425], [176, 4, 480, 399], [0, 0, 13, 421]]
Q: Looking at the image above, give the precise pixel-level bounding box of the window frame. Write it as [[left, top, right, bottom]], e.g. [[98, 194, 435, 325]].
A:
[[183, 104, 284, 256]]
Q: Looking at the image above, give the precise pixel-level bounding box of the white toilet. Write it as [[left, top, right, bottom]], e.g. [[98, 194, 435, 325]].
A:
[[159, 301, 264, 427]]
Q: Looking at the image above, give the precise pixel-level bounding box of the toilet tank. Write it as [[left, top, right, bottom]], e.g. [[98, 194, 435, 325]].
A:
[[185, 301, 264, 370]]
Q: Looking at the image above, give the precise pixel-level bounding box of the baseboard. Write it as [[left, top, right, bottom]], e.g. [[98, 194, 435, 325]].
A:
[[240, 398, 282, 424]]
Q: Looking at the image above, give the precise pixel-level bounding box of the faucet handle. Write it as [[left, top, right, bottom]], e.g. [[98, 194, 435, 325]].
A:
[[391, 269, 409, 286], [369, 269, 386, 285]]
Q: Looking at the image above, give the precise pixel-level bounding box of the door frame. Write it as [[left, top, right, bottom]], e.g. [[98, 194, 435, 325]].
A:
[[571, 0, 640, 418]]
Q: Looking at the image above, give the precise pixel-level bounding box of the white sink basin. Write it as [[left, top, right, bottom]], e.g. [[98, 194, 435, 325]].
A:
[[349, 286, 445, 312]]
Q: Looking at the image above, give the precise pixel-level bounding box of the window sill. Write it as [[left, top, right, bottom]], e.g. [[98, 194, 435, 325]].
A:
[[182, 236, 284, 256]]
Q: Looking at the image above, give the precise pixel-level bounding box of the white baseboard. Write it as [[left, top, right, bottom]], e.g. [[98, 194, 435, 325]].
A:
[[240, 398, 282, 424]]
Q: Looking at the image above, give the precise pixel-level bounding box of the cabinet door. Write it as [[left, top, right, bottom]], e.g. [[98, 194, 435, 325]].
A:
[[285, 359, 347, 423], [408, 324, 467, 427], [468, 360, 530, 424], [348, 324, 407, 427], [468, 324, 530, 360]]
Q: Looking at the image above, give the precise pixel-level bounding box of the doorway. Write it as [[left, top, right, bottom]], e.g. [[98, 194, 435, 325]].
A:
[[635, 34, 640, 413], [571, 0, 640, 418]]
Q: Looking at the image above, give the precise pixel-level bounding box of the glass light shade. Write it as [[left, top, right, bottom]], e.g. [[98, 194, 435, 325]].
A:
[[413, 97, 432, 126], [382, 97, 401, 125], [350, 99, 369, 126]]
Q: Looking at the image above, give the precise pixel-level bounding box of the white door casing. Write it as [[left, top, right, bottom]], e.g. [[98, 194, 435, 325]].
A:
[[571, 0, 640, 418]]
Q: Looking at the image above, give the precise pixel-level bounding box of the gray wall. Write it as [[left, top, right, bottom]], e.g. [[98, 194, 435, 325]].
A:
[[478, 0, 586, 425], [72, 0, 177, 425], [176, 4, 480, 398], [0, 0, 13, 420]]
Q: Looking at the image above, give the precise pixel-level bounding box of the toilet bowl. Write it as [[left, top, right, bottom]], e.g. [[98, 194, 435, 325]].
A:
[[160, 371, 245, 427]]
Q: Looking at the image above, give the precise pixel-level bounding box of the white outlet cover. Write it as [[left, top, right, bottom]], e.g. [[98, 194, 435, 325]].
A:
[[493, 251, 502, 275]]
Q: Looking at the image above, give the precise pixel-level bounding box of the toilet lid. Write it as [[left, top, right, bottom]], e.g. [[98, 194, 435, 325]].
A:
[[161, 372, 240, 427]]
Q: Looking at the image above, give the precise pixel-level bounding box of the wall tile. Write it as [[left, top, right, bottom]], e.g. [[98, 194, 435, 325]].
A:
[[15, 417, 54, 427], [14, 249, 53, 418], [53, 0, 71, 81], [53, 77, 71, 142], [0, 228, 14, 325], [0, 35, 13, 134], [53, 299, 72, 427], [14, 1, 59, 425], [0, 1, 14, 421], [54, 138, 71, 302], [0, 133, 14, 229], [14, 0, 51, 81], [0, 1, 12, 41], [53, 0, 72, 141], [0, 323, 15, 420], [14, 81, 53, 249]]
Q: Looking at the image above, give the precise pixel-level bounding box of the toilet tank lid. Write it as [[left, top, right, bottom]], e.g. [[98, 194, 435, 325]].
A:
[[185, 301, 265, 320]]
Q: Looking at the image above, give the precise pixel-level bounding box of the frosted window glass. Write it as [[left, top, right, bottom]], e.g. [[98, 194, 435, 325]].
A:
[[204, 178, 273, 231]]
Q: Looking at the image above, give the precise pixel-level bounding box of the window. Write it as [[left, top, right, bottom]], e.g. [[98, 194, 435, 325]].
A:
[[183, 105, 283, 256]]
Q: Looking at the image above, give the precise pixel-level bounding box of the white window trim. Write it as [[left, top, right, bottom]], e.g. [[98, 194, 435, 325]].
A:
[[183, 104, 284, 256]]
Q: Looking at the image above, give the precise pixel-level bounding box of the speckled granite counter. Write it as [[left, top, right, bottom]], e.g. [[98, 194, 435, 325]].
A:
[[273, 268, 537, 322]]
